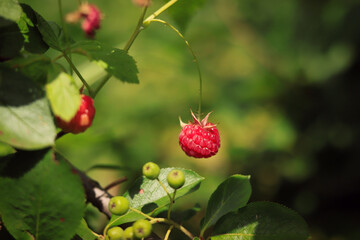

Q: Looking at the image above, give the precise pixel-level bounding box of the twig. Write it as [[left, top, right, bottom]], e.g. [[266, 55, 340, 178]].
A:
[[104, 177, 127, 191]]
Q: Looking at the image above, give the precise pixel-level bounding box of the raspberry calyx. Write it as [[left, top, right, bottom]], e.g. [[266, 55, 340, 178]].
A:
[[179, 111, 220, 158], [56, 94, 95, 134]]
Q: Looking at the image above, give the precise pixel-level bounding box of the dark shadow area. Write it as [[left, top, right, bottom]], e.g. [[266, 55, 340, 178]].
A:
[[0, 148, 50, 178]]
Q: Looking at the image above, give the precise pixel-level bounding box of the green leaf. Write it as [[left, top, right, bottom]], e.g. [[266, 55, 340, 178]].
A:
[[109, 167, 204, 226], [201, 175, 252, 234], [74, 219, 97, 240], [161, 0, 206, 32], [0, 19, 24, 60], [0, 150, 86, 240], [46, 72, 81, 122], [210, 202, 309, 240], [34, 12, 69, 51], [70, 41, 139, 83], [6, 54, 52, 85], [0, 0, 22, 23], [18, 4, 49, 54], [0, 66, 56, 150]]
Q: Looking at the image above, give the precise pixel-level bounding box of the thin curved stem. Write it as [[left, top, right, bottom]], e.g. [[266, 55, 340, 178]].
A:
[[167, 189, 176, 219], [164, 225, 174, 240], [129, 207, 155, 220], [149, 19, 203, 117], [144, 0, 178, 24], [149, 218, 194, 239], [156, 178, 172, 202], [63, 53, 93, 96]]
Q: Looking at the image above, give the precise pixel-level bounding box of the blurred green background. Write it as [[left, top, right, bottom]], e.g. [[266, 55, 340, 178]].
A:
[[3, 0, 360, 239]]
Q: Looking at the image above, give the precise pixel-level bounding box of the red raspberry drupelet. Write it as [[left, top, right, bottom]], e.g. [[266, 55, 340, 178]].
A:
[[179, 111, 220, 158], [56, 94, 95, 134]]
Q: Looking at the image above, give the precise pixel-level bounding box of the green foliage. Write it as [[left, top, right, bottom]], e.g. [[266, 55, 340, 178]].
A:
[[74, 219, 97, 240], [69, 41, 139, 83], [0, 66, 56, 150], [211, 202, 309, 240], [0, 150, 85, 240], [109, 168, 204, 226], [0, 0, 22, 23], [201, 175, 252, 234], [46, 72, 81, 122]]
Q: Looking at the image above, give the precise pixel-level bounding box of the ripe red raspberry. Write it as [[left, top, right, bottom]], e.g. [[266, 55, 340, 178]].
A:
[[81, 4, 102, 37], [179, 111, 220, 158], [56, 94, 95, 134]]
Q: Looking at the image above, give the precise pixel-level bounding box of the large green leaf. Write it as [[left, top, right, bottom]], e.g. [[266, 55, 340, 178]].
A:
[[17, 4, 49, 54], [0, 150, 86, 240], [70, 41, 139, 83], [210, 202, 309, 240], [0, 0, 22, 23], [161, 0, 206, 32], [0, 66, 56, 150], [74, 219, 97, 240], [46, 72, 81, 122], [109, 167, 204, 226], [0, 19, 24, 60], [6, 54, 52, 85], [201, 175, 252, 234]]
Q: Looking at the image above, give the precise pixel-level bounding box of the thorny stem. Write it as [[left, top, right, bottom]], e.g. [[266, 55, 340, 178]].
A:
[[63, 53, 94, 96], [167, 189, 176, 219], [149, 19, 203, 118], [156, 178, 172, 202]]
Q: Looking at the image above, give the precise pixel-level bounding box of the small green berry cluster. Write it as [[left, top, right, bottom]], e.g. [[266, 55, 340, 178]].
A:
[[107, 196, 152, 239], [104, 162, 186, 240], [143, 162, 186, 189]]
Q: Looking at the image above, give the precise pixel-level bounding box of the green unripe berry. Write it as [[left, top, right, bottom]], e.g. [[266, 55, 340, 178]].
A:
[[167, 169, 185, 189], [107, 226, 123, 240], [108, 196, 129, 215], [133, 219, 152, 239], [122, 226, 134, 240], [142, 162, 160, 180]]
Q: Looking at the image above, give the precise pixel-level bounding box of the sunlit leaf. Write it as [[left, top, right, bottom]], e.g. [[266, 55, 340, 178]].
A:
[[0, 66, 56, 150], [46, 72, 81, 122], [109, 167, 204, 226]]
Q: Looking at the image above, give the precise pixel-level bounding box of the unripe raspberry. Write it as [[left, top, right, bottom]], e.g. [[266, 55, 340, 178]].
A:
[[179, 111, 220, 158], [107, 226, 123, 240], [56, 94, 95, 134], [109, 196, 129, 215], [142, 162, 160, 180], [167, 169, 185, 189], [133, 219, 152, 239]]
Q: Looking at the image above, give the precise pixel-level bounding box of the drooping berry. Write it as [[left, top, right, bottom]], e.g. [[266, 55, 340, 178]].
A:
[[123, 226, 134, 240], [56, 94, 95, 134], [167, 169, 185, 189], [108, 196, 129, 215], [133, 219, 152, 239], [107, 226, 124, 240], [179, 111, 220, 158], [66, 3, 102, 38], [142, 162, 160, 180]]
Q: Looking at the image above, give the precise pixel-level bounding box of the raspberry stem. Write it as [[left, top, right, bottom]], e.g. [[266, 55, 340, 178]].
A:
[[143, 0, 179, 24], [148, 19, 203, 118], [167, 189, 177, 219]]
